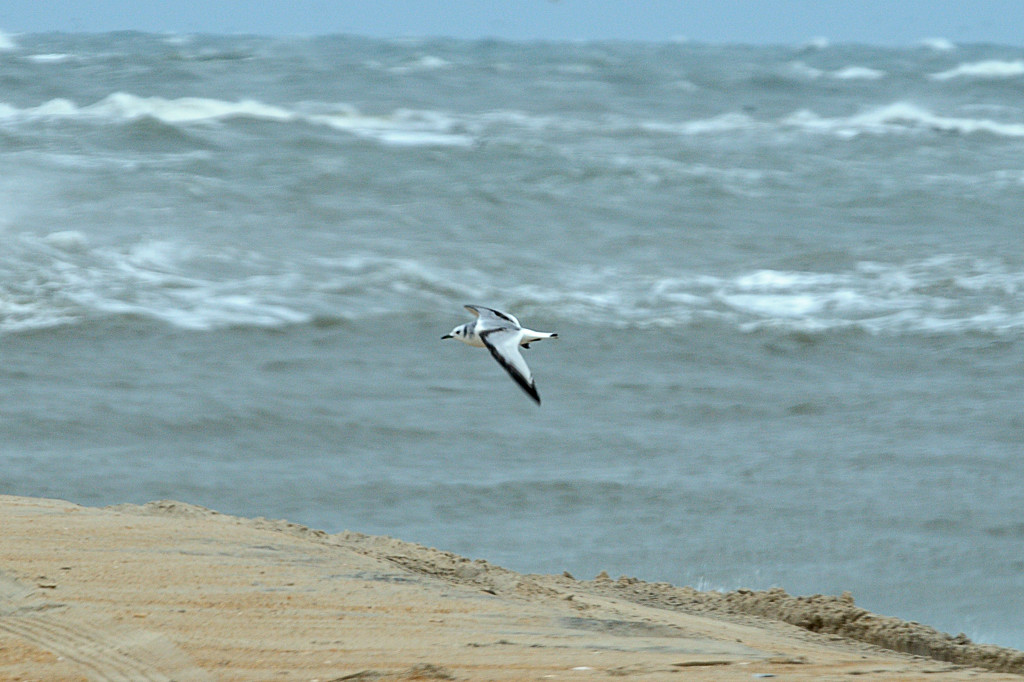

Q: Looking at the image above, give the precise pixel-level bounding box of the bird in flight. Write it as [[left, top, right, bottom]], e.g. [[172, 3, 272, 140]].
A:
[[442, 305, 558, 405]]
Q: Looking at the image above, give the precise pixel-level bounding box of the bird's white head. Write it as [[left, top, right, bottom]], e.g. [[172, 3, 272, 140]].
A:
[[442, 323, 466, 341], [441, 322, 479, 346]]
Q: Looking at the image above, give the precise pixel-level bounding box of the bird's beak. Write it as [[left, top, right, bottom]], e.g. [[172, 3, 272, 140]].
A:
[[441, 334, 452, 340]]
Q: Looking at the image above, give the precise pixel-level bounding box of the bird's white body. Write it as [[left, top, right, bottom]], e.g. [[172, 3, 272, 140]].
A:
[[442, 305, 557, 404], [447, 321, 554, 349]]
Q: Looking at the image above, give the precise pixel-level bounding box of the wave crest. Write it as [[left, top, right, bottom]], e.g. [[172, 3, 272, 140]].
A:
[[512, 257, 1024, 336], [0, 93, 474, 148], [0, 233, 311, 334], [4, 91, 1023, 147], [0, 29, 17, 51], [930, 60, 1024, 81], [3, 238, 1022, 337], [782, 102, 1024, 138]]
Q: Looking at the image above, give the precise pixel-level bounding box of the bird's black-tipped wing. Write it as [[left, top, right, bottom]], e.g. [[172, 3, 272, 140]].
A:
[[480, 327, 540, 405], [465, 305, 521, 328]]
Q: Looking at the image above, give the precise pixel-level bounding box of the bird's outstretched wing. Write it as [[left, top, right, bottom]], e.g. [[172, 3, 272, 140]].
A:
[[465, 305, 521, 329], [480, 327, 540, 404]]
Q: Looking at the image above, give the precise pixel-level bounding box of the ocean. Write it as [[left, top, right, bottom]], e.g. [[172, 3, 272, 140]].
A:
[[1, 31, 1022, 648]]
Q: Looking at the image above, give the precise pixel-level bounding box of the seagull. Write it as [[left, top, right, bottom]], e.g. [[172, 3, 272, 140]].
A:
[[442, 305, 558, 405]]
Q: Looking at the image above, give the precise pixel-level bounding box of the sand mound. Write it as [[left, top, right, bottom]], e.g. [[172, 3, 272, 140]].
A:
[[2, 496, 1021, 681], [573, 577, 1024, 675]]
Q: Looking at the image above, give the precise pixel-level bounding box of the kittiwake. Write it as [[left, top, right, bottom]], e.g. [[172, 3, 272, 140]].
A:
[[442, 305, 558, 405]]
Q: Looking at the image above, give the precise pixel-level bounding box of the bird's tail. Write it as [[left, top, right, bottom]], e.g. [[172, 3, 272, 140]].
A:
[[522, 329, 558, 343]]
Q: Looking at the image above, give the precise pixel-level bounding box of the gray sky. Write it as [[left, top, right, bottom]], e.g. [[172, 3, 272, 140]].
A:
[[2, 1, 1023, 46]]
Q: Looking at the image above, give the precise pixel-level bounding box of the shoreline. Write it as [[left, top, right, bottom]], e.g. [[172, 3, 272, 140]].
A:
[[1, 494, 1021, 681]]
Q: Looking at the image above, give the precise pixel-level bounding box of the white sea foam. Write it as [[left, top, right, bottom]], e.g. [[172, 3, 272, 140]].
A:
[[365, 255, 1024, 336], [0, 233, 313, 334], [8, 90, 1014, 151], [87, 93, 297, 124], [549, 256, 1024, 335], [386, 54, 452, 74], [475, 102, 1022, 143], [0, 29, 17, 51], [675, 259, 1021, 334], [801, 37, 830, 51], [26, 53, 73, 63], [3, 233, 1022, 337], [794, 62, 886, 81], [0, 93, 475, 148], [930, 59, 1024, 81], [0, 94, 292, 124], [162, 34, 194, 47], [311, 107, 473, 147], [919, 37, 956, 52], [782, 102, 1024, 138], [830, 66, 886, 80]]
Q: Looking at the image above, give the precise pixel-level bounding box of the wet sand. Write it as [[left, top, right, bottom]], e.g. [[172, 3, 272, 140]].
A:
[[0, 495, 1021, 681]]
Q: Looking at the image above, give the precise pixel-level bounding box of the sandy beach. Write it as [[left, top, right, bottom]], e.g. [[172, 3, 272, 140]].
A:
[[0, 495, 1021, 681]]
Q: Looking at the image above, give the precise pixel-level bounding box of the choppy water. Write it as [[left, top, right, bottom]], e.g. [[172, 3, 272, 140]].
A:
[[1, 31, 1023, 648]]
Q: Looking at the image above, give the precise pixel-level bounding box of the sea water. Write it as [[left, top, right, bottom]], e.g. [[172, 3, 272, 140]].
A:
[[1, 32, 1023, 647]]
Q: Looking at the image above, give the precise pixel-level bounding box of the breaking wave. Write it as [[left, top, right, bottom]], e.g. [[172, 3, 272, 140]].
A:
[[781, 102, 1024, 138], [0, 93, 474, 148], [519, 256, 1024, 336], [0, 29, 17, 51], [930, 60, 1024, 81], [640, 102, 1024, 140], [3, 91, 1024, 152], [829, 66, 886, 80], [5, 89, 1024, 150], [3, 232, 1022, 337], [919, 37, 956, 52], [0, 232, 312, 334]]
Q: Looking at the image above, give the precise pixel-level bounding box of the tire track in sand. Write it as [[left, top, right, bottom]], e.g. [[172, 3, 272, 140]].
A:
[[0, 571, 211, 682]]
